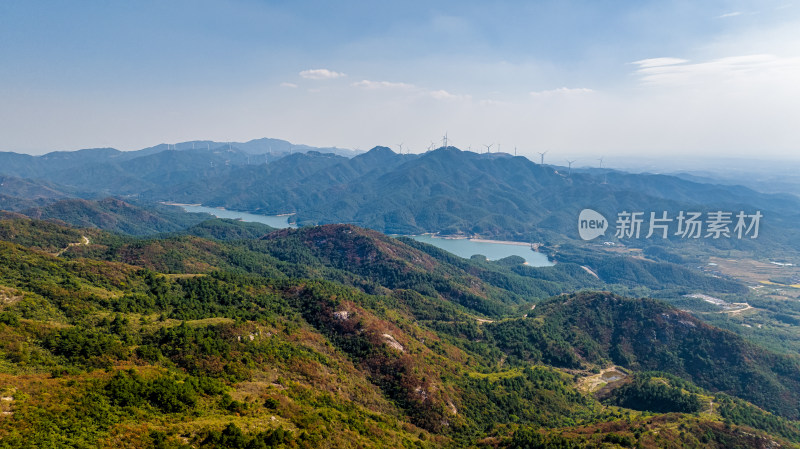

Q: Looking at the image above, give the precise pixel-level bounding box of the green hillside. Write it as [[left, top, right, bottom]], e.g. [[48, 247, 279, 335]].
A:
[[1, 217, 799, 448], [21, 198, 212, 236]]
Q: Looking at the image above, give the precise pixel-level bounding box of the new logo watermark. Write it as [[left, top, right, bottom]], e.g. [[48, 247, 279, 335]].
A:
[[578, 209, 762, 241], [578, 209, 608, 241]]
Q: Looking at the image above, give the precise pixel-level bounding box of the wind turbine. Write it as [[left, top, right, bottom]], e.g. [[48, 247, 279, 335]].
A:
[[598, 156, 607, 184], [497, 143, 501, 154], [538, 151, 548, 165], [514, 146, 517, 156], [566, 159, 576, 176], [396, 143, 404, 154], [483, 144, 493, 154], [442, 132, 448, 148]]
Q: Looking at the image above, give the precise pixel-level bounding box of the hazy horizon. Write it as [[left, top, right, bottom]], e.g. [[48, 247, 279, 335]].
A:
[[5, 137, 800, 177], [2, 1, 799, 161]]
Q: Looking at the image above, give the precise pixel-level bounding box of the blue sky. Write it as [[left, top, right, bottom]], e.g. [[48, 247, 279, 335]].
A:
[[2, 0, 799, 161]]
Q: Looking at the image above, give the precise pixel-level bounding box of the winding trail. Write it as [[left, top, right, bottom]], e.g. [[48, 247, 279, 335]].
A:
[[581, 265, 600, 279], [55, 235, 90, 256], [721, 303, 753, 314]]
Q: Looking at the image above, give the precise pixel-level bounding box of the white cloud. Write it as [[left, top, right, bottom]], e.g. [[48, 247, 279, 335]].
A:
[[429, 89, 470, 101], [351, 80, 415, 90], [280, 82, 298, 88], [634, 54, 800, 87], [352, 79, 470, 101], [530, 87, 594, 97], [632, 57, 689, 68], [299, 69, 346, 80], [718, 11, 744, 18]]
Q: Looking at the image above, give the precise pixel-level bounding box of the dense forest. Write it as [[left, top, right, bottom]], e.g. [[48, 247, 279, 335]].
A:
[[1, 216, 799, 448]]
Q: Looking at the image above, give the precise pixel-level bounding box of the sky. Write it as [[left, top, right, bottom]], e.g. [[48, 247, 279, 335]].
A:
[[1, 0, 799, 163]]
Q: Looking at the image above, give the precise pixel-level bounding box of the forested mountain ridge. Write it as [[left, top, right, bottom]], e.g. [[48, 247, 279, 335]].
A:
[[3, 144, 799, 257], [1, 216, 799, 448], [0, 138, 354, 180], [21, 197, 212, 236], [150, 147, 800, 248]]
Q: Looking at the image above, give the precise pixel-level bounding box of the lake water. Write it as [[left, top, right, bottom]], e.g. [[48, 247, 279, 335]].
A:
[[175, 204, 551, 266], [408, 235, 553, 267], [176, 204, 296, 228]]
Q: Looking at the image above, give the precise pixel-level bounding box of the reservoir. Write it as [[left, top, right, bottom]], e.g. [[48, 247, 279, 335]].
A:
[[177, 204, 296, 229], [408, 235, 553, 267], [175, 204, 551, 266]]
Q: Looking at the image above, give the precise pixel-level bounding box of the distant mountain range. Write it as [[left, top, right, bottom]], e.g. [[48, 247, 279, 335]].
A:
[[0, 137, 358, 183], [2, 142, 799, 258], [151, 146, 800, 256], [139, 137, 361, 157]]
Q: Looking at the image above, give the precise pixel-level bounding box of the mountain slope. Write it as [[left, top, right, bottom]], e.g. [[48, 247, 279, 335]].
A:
[[60, 219, 800, 419], [489, 292, 800, 419], [1, 218, 799, 447], [22, 198, 212, 235]]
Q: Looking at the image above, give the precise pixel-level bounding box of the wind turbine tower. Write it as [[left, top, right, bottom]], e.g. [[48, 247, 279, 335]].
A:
[[538, 151, 548, 165], [484, 144, 493, 154], [598, 156, 608, 184], [566, 159, 576, 176]]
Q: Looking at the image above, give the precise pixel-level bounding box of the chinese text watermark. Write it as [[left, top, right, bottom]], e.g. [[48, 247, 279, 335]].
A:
[[578, 209, 762, 241]]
